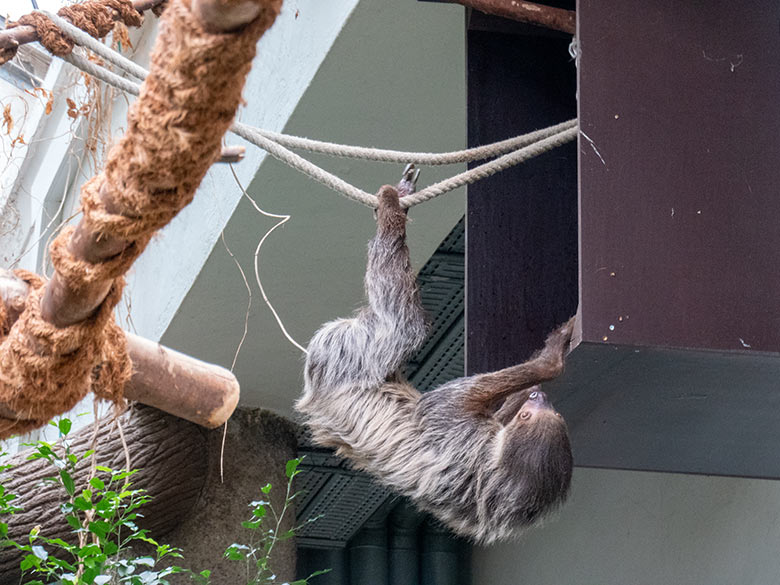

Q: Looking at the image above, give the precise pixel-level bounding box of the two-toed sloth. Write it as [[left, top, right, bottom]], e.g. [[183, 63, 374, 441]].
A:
[[296, 169, 574, 544]]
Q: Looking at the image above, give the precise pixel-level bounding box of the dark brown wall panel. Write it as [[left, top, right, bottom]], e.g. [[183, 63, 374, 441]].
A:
[[579, 0, 780, 353], [466, 29, 578, 374]]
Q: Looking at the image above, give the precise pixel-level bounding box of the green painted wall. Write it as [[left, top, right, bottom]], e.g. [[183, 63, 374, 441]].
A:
[[162, 0, 466, 416], [474, 467, 780, 584]]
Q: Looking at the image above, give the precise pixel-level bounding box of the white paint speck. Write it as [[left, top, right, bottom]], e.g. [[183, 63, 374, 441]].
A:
[[609, 324, 615, 331], [739, 338, 752, 348]]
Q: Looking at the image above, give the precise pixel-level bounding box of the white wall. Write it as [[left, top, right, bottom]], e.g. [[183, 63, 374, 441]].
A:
[[474, 467, 780, 585]]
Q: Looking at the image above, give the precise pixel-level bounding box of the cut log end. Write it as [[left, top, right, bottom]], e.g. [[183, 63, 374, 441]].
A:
[[125, 333, 241, 429]]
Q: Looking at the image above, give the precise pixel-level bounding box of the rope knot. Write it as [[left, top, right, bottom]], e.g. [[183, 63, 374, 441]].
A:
[[2, 0, 143, 64], [0, 270, 131, 439]]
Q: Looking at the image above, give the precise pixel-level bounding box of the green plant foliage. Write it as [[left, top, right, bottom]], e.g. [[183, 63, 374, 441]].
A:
[[0, 421, 326, 585], [223, 456, 328, 585], [0, 420, 192, 585]]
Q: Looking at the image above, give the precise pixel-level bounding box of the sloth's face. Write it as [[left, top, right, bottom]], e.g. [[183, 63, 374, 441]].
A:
[[501, 390, 572, 490], [515, 389, 564, 423]]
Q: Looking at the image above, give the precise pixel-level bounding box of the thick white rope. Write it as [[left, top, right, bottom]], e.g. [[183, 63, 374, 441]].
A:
[[45, 12, 579, 208], [230, 122, 378, 206], [403, 126, 579, 208], [248, 119, 578, 164], [60, 50, 140, 96]]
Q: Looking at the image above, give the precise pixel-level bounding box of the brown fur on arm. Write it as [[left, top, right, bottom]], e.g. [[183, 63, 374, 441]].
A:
[[462, 318, 574, 416]]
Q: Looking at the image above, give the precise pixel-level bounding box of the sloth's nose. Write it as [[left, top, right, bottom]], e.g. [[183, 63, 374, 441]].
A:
[[529, 390, 552, 408]]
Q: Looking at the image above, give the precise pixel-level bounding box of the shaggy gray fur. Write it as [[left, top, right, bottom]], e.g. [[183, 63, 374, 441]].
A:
[[297, 179, 573, 545]]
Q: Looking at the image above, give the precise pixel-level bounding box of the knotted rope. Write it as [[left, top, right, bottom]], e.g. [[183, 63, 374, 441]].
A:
[[0, 270, 130, 438]]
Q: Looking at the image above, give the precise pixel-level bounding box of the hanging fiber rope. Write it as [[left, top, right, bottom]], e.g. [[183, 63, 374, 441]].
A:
[[38, 10, 579, 208], [0, 0, 281, 438]]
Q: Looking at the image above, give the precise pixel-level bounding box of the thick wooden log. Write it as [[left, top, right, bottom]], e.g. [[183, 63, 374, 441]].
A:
[[0, 269, 239, 429], [126, 333, 240, 429], [0, 405, 208, 582]]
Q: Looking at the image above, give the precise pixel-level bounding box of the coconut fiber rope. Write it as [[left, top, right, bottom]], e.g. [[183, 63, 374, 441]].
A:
[[0, 271, 130, 437], [0, 0, 281, 439], [0, 0, 143, 65]]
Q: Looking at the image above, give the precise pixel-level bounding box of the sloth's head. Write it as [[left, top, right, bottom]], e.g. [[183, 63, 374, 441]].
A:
[[499, 389, 573, 516]]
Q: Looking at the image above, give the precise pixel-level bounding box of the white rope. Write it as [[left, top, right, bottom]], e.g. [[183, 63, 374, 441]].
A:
[[403, 126, 579, 208], [46, 13, 579, 208], [60, 50, 140, 96], [248, 118, 578, 165], [230, 122, 378, 207]]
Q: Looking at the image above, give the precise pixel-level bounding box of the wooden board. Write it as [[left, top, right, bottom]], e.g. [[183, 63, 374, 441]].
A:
[[466, 28, 578, 373], [579, 0, 780, 353]]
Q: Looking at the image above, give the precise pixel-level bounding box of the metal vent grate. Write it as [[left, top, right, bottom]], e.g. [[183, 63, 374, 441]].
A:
[[297, 217, 465, 547]]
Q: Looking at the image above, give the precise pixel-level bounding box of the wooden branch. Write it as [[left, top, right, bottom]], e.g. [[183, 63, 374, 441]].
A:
[[0, 269, 239, 429], [217, 145, 246, 163], [0, 405, 208, 581], [126, 333, 240, 429], [0, 0, 166, 53], [452, 0, 575, 34]]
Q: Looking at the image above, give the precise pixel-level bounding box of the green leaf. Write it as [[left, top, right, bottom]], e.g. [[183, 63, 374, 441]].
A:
[[88, 520, 110, 539], [261, 483, 272, 494], [89, 477, 106, 491], [60, 470, 75, 496], [285, 459, 301, 479], [66, 515, 81, 530], [73, 496, 93, 511], [20, 553, 39, 571], [102, 540, 118, 556], [224, 544, 249, 561]]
